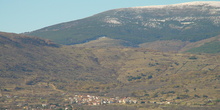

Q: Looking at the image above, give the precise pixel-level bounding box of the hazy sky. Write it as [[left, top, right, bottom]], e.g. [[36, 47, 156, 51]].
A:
[[1, 0, 219, 33]]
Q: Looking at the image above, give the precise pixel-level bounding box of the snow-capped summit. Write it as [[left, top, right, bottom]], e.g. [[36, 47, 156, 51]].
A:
[[132, 1, 220, 9], [172, 1, 220, 7]]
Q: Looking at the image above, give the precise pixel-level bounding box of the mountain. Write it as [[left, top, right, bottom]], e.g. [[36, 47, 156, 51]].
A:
[[28, 1, 220, 48], [0, 32, 220, 109]]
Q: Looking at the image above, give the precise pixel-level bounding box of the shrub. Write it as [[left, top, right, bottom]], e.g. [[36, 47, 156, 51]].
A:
[[173, 85, 180, 88], [168, 91, 175, 94], [144, 94, 150, 96], [127, 76, 142, 81], [203, 95, 208, 98], [194, 94, 200, 98], [189, 56, 197, 60], [176, 95, 189, 99], [148, 75, 153, 79], [14, 87, 24, 90]]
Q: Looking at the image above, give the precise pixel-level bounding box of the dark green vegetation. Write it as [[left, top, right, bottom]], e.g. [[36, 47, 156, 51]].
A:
[[28, 3, 220, 47], [0, 32, 220, 109], [186, 41, 220, 53]]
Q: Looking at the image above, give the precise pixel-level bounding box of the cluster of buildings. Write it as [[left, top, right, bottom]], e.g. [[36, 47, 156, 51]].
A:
[[68, 94, 138, 106], [0, 94, 175, 109]]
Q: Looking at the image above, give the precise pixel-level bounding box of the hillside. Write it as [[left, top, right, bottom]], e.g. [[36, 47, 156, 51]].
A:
[[138, 34, 220, 53], [0, 32, 118, 94], [74, 37, 134, 48], [73, 34, 220, 53], [28, 1, 220, 47], [0, 32, 220, 109], [182, 35, 220, 53]]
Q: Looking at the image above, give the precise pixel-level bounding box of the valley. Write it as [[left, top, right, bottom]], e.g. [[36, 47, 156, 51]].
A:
[[0, 32, 220, 109]]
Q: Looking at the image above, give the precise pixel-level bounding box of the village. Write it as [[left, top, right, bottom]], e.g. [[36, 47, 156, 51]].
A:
[[30, 94, 139, 109], [1, 90, 218, 110], [1, 92, 219, 110], [0, 93, 176, 110], [68, 94, 138, 105]]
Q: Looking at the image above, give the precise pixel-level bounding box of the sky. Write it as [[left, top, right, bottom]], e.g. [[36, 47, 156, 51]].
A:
[[0, 0, 220, 33]]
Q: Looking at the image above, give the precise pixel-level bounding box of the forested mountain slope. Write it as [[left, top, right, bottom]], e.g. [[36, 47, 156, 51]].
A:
[[28, 1, 220, 47]]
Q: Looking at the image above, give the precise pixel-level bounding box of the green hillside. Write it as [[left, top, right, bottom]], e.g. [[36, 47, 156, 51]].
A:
[[186, 41, 220, 53]]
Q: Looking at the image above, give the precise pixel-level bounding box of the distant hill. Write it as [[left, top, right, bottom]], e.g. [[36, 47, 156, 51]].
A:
[[71, 34, 220, 53], [182, 35, 220, 53], [28, 1, 220, 48], [73, 37, 134, 48], [0, 32, 59, 47], [138, 34, 220, 53]]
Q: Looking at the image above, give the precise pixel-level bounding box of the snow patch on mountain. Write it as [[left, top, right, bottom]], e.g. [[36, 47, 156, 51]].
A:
[[104, 17, 122, 25], [176, 1, 220, 7], [132, 1, 220, 9]]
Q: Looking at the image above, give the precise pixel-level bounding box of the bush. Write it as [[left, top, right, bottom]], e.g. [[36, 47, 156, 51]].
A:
[[128, 78, 132, 81], [173, 85, 180, 88], [203, 95, 208, 98], [148, 75, 153, 79], [194, 94, 200, 98], [127, 76, 142, 81], [144, 94, 150, 96], [168, 91, 175, 94], [14, 87, 24, 90], [189, 56, 197, 60], [161, 91, 175, 94], [26, 80, 35, 85], [176, 95, 190, 99]]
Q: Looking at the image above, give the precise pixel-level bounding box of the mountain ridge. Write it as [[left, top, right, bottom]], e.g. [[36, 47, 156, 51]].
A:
[[131, 1, 220, 8], [27, 1, 220, 50]]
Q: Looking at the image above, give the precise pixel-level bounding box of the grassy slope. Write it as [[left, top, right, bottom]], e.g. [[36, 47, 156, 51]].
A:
[[74, 37, 134, 47], [72, 34, 220, 53], [0, 32, 117, 96], [94, 48, 220, 98], [0, 32, 219, 107], [179, 35, 220, 53], [186, 41, 220, 53]]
